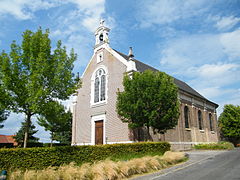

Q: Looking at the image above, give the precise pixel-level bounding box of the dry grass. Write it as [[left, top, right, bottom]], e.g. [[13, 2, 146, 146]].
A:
[[9, 151, 186, 180], [161, 151, 186, 164]]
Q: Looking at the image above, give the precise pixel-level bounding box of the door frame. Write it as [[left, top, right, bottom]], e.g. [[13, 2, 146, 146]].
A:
[[91, 114, 106, 145]]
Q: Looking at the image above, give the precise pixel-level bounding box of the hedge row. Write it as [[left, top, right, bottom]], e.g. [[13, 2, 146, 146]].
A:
[[194, 141, 234, 150], [0, 142, 170, 170]]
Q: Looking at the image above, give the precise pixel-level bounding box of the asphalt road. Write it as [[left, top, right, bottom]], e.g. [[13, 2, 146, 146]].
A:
[[132, 148, 240, 180]]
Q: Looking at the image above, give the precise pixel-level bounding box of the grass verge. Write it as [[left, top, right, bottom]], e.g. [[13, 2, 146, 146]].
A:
[[194, 141, 234, 150], [8, 151, 187, 180]]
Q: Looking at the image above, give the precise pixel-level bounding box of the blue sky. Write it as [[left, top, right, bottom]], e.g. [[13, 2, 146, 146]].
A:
[[0, 0, 240, 142]]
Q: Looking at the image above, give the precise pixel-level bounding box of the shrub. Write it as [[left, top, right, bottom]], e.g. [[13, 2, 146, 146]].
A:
[[43, 143, 70, 147], [194, 141, 234, 150], [0, 143, 14, 148], [9, 151, 186, 180], [0, 142, 170, 170]]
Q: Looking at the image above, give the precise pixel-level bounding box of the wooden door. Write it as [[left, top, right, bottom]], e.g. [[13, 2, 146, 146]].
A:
[[95, 120, 103, 145]]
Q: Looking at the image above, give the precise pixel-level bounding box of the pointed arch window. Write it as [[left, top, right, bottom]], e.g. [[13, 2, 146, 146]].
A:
[[198, 110, 203, 130], [209, 113, 213, 131], [184, 106, 190, 128], [94, 68, 106, 103]]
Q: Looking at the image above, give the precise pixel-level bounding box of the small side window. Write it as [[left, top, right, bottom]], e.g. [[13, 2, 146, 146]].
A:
[[184, 106, 190, 128], [97, 52, 103, 63], [209, 113, 213, 131], [198, 110, 203, 130]]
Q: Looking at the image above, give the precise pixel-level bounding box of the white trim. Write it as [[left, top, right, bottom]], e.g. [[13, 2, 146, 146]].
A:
[[94, 43, 110, 53], [106, 141, 134, 144], [72, 141, 134, 146], [127, 60, 137, 72], [91, 114, 106, 145], [106, 48, 128, 66], [73, 141, 219, 146], [169, 141, 217, 145], [90, 65, 108, 107], [72, 142, 92, 146], [106, 48, 137, 72], [94, 25, 110, 47], [91, 101, 107, 108]]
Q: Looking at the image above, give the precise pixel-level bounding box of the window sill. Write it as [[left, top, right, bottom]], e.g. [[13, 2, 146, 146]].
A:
[[199, 130, 205, 133], [91, 101, 107, 108], [211, 131, 215, 134], [185, 128, 191, 131]]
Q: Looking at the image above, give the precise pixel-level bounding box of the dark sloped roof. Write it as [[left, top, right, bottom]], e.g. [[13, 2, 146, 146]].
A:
[[114, 49, 218, 107]]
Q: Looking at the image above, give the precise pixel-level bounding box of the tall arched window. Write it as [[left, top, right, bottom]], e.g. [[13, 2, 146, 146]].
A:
[[94, 68, 106, 103], [209, 113, 213, 131], [198, 110, 203, 130], [184, 106, 190, 128]]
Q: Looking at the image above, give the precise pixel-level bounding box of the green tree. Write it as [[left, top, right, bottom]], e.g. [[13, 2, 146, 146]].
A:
[[14, 120, 39, 147], [0, 28, 79, 148], [0, 62, 10, 128], [219, 104, 240, 146], [117, 70, 180, 141], [0, 105, 9, 128], [37, 101, 72, 146], [53, 126, 72, 145]]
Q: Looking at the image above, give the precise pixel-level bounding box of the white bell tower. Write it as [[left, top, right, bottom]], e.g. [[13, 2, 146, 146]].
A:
[[94, 19, 110, 49]]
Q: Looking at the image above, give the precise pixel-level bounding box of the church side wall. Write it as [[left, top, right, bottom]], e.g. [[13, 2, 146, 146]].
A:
[[150, 92, 219, 150]]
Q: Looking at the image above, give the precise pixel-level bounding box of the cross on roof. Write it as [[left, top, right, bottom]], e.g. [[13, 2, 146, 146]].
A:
[[100, 19, 105, 26]]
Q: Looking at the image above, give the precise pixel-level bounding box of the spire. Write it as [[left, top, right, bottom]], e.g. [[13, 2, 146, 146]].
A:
[[94, 18, 110, 48], [128, 47, 134, 60]]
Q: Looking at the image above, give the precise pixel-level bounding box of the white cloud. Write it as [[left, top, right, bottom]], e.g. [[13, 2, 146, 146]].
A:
[[214, 88, 240, 115], [189, 63, 239, 79], [188, 66, 240, 115], [0, 113, 23, 135], [137, 0, 210, 27], [215, 16, 240, 30], [198, 87, 222, 99], [66, 0, 105, 32], [159, 34, 224, 72], [187, 63, 240, 92], [220, 29, 240, 58], [0, 0, 59, 20], [159, 29, 240, 76], [0, 0, 106, 33]]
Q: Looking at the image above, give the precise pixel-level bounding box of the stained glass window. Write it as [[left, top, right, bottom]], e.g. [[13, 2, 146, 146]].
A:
[[94, 68, 106, 103]]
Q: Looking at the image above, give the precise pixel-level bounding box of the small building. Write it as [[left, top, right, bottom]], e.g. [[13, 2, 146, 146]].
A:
[[72, 21, 219, 150]]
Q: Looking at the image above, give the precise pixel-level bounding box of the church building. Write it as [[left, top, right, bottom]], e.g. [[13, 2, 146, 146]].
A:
[[72, 21, 219, 150]]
